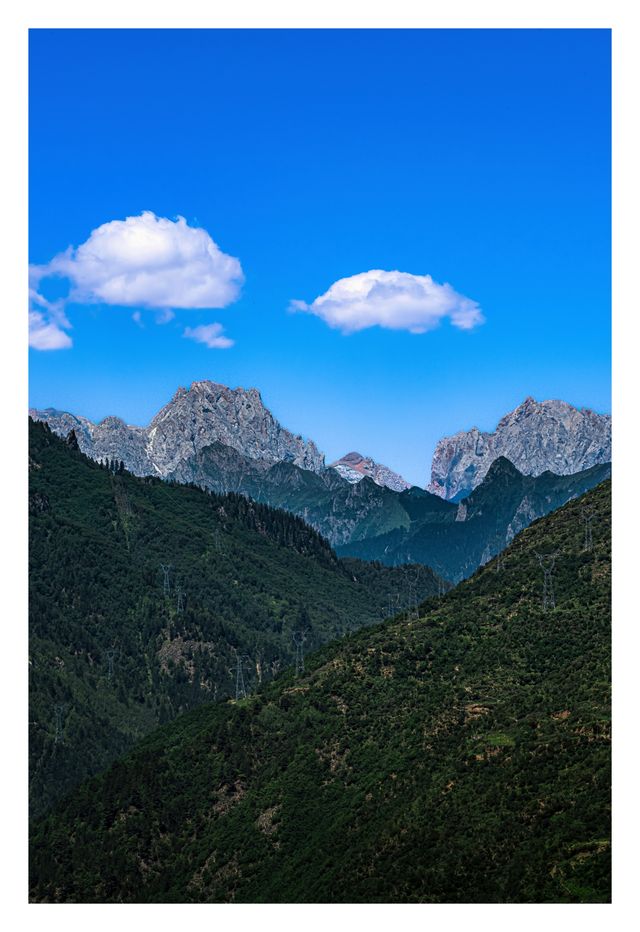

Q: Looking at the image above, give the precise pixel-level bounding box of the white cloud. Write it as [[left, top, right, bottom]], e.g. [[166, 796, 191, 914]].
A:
[[29, 310, 72, 350], [28, 276, 73, 349], [44, 211, 243, 308], [155, 308, 175, 325], [183, 322, 234, 350], [290, 269, 484, 335], [29, 212, 244, 349]]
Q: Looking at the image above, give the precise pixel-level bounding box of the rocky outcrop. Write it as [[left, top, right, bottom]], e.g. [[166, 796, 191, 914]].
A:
[[30, 381, 325, 479], [330, 451, 411, 492], [427, 397, 611, 500]]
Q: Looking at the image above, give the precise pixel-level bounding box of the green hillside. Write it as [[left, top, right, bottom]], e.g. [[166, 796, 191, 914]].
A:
[[169, 440, 609, 582], [29, 419, 442, 817], [30, 479, 611, 903]]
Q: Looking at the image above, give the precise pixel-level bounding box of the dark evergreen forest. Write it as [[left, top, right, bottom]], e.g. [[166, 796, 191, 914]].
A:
[[30, 474, 610, 903], [29, 418, 442, 816]]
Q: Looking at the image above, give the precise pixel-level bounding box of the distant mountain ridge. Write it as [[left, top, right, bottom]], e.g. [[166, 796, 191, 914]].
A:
[[31, 384, 611, 579], [428, 397, 611, 501], [164, 441, 609, 581], [30, 380, 325, 478], [330, 451, 410, 492], [339, 456, 611, 580]]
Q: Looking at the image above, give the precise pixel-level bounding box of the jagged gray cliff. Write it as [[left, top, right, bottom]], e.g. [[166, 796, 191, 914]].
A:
[[427, 397, 611, 501], [330, 451, 410, 492], [29, 380, 325, 478]]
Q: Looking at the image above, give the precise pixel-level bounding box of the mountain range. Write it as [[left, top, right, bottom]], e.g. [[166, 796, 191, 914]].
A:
[[30, 384, 611, 499], [30, 478, 611, 903], [30, 383, 611, 581]]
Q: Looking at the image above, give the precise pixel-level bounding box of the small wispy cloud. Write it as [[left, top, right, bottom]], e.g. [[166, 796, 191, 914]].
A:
[[155, 308, 175, 325], [29, 310, 72, 350], [183, 322, 234, 349], [290, 269, 484, 335], [28, 273, 72, 349], [29, 211, 244, 350]]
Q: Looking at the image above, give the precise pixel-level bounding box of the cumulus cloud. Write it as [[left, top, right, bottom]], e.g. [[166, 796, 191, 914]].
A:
[[183, 322, 234, 349], [29, 212, 244, 349], [42, 211, 243, 308], [290, 269, 484, 335]]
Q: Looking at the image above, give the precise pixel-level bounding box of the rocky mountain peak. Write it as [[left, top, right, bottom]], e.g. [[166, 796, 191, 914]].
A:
[[330, 451, 411, 492], [31, 381, 326, 479], [428, 397, 611, 501]]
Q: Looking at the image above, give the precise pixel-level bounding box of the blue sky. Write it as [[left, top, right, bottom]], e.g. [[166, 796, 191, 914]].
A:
[[29, 28, 611, 486]]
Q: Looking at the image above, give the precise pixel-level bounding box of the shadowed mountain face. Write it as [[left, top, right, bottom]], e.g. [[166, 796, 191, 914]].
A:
[[168, 445, 610, 582], [30, 480, 611, 904], [427, 397, 611, 501], [28, 419, 442, 817], [339, 457, 611, 581]]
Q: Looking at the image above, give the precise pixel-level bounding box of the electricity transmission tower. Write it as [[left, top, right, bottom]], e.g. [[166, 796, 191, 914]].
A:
[[233, 651, 250, 700], [582, 509, 595, 552], [292, 630, 308, 677], [535, 552, 558, 612], [495, 552, 506, 573], [105, 647, 118, 680], [405, 569, 420, 619], [54, 704, 66, 744], [176, 585, 185, 614], [160, 563, 173, 596], [387, 591, 402, 617]]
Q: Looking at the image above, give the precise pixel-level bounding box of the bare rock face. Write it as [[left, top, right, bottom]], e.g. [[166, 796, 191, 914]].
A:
[[29, 381, 325, 478], [427, 397, 611, 501], [330, 451, 410, 492]]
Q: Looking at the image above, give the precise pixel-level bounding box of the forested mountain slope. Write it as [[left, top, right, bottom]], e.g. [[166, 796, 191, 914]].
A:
[[30, 479, 611, 903], [29, 419, 441, 817], [170, 443, 609, 582], [338, 457, 611, 580]]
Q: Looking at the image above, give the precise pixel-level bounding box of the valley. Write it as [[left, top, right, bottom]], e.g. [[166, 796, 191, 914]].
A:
[[30, 478, 611, 903]]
